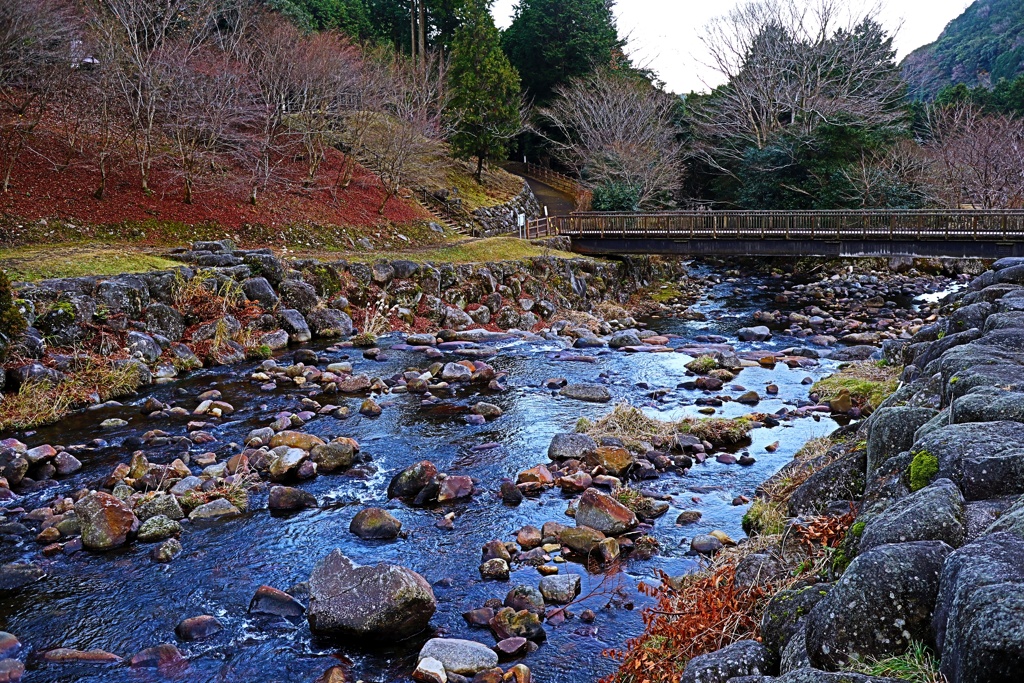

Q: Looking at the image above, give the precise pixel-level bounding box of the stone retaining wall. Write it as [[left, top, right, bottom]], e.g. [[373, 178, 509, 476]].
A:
[[2, 241, 686, 393], [472, 180, 541, 237]]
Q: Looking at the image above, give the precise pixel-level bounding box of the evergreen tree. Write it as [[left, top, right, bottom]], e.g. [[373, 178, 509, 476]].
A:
[[448, 0, 522, 181], [501, 0, 625, 105]]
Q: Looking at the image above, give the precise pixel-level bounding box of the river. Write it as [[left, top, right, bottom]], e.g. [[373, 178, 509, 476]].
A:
[[0, 268, 861, 683]]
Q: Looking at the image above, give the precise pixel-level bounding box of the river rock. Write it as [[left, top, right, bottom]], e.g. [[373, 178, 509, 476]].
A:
[[0, 563, 43, 593], [269, 431, 326, 450], [691, 535, 724, 555], [268, 486, 318, 512], [188, 498, 241, 522], [350, 508, 402, 540], [559, 526, 606, 555], [75, 492, 140, 550], [0, 634, 17, 659], [547, 433, 597, 461], [574, 489, 638, 536], [489, 607, 545, 642], [310, 442, 355, 472], [586, 446, 633, 477], [479, 558, 510, 581], [268, 448, 308, 481], [135, 493, 184, 521], [805, 540, 951, 669], [559, 384, 611, 403], [788, 449, 866, 516], [175, 615, 223, 641], [307, 550, 436, 639], [413, 657, 447, 683], [279, 309, 312, 343], [249, 585, 306, 618], [934, 532, 1024, 683], [0, 659, 23, 682], [681, 640, 770, 683], [738, 326, 771, 342], [151, 538, 182, 563], [504, 585, 544, 615], [538, 574, 581, 604], [308, 309, 354, 338], [859, 478, 966, 552], [129, 643, 185, 669], [137, 515, 181, 543], [388, 461, 438, 499], [418, 638, 498, 675]]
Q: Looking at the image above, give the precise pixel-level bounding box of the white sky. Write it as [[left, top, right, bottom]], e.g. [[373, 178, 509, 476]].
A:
[[491, 0, 975, 94]]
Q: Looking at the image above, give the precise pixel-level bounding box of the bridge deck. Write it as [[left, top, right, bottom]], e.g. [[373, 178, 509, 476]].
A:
[[548, 210, 1024, 259]]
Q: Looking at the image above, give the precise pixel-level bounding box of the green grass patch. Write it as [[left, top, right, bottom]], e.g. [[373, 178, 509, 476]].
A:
[[846, 641, 944, 683], [812, 361, 900, 409], [0, 245, 179, 282], [742, 499, 787, 535], [650, 283, 684, 303], [340, 237, 577, 265], [909, 451, 939, 492]]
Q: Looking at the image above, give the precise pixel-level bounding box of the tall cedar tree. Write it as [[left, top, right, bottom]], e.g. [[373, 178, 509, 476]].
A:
[[448, 0, 521, 181], [501, 0, 625, 105]]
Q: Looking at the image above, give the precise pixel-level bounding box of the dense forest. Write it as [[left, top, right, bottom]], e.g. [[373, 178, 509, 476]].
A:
[[2, 0, 1024, 220], [902, 0, 1024, 98]]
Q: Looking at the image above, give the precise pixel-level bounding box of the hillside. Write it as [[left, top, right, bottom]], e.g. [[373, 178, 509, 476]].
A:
[[902, 0, 1024, 98]]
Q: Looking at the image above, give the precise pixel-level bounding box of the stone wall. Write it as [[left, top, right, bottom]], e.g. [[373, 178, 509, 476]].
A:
[[3, 241, 686, 393], [471, 180, 541, 237]]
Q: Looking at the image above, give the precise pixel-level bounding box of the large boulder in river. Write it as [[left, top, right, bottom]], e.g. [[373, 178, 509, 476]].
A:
[[805, 540, 951, 669], [934, 533, 1024, 683], [911, 421, 1024, 500], [574, 488, 637, 536], [307, 550, 436, 640], [859, 478, 965, 553], [74, 492, 140, 550]]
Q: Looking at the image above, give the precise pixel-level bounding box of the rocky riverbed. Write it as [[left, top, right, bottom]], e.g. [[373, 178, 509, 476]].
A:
[[0, 250, 969, 683], [655, 258, 1024, 683]]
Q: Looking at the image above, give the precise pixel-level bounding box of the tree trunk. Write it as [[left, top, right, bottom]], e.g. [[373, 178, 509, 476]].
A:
[[476, 156, 484, 184], [419, 0, 427, 66], [94, 160, 108, 200]]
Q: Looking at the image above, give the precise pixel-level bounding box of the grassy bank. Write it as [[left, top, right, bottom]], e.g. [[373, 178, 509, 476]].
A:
[[335, 236, 577, 264], [0, 245, 180, 282]]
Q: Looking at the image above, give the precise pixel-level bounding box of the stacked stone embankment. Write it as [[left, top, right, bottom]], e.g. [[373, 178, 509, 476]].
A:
[[673, 257, 1024, 683]]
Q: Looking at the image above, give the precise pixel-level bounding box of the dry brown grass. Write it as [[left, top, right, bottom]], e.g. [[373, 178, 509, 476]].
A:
[[813, 361, 900, 409], [0, 357, 146, 431], [577, 403, 755, 451]]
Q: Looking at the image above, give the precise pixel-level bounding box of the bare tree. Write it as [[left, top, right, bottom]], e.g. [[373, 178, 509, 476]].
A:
[[156, 43, 252, 204], [0, 0, 78, 192], [693, 0, 905, 173], [538, 70, 683, 208], [90, 0, 217, 193], [924, 103, 1024, 209], [348, 51, 450, 213], [289, 32, 361, 187]]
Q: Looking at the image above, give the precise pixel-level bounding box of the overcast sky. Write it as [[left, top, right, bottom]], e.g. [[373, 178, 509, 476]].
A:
[[491, 0, 974, 94]]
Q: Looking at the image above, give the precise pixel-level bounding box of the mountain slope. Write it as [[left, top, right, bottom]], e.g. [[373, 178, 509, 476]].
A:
[[902, 0, 1024, 98]]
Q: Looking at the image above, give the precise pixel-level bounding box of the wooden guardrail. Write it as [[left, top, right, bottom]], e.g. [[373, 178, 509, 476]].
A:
[[504, 162, 593, 212], [552, 210, 1024, 241]]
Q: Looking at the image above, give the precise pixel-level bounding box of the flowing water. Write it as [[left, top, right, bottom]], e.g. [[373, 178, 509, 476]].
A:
[[0, 270, 850, 683]]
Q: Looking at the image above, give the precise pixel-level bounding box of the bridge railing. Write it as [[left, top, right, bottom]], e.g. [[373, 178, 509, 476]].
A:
[[552, 210, 1024, 241]]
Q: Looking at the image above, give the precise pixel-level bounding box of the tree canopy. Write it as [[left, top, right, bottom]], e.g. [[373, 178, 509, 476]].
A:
[[501, 0, 625, 105], [448, 0, 522, 181]]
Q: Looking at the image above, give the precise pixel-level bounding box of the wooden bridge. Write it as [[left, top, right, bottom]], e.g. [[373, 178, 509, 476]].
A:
[[528, 210, 1024, 259]]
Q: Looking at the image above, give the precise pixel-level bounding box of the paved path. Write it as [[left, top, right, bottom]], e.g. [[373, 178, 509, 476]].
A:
[[519, 176, 576, 217]]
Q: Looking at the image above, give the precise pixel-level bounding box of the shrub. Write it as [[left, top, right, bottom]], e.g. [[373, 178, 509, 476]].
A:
[[0, 270, 27, 361], [592, 181, 641, 212], [909, 451, 939, 492]]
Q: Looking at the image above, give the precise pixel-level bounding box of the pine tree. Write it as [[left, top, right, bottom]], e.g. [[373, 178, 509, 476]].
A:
[[501, 0, 625, 105], [448, 0, 522, 182]]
